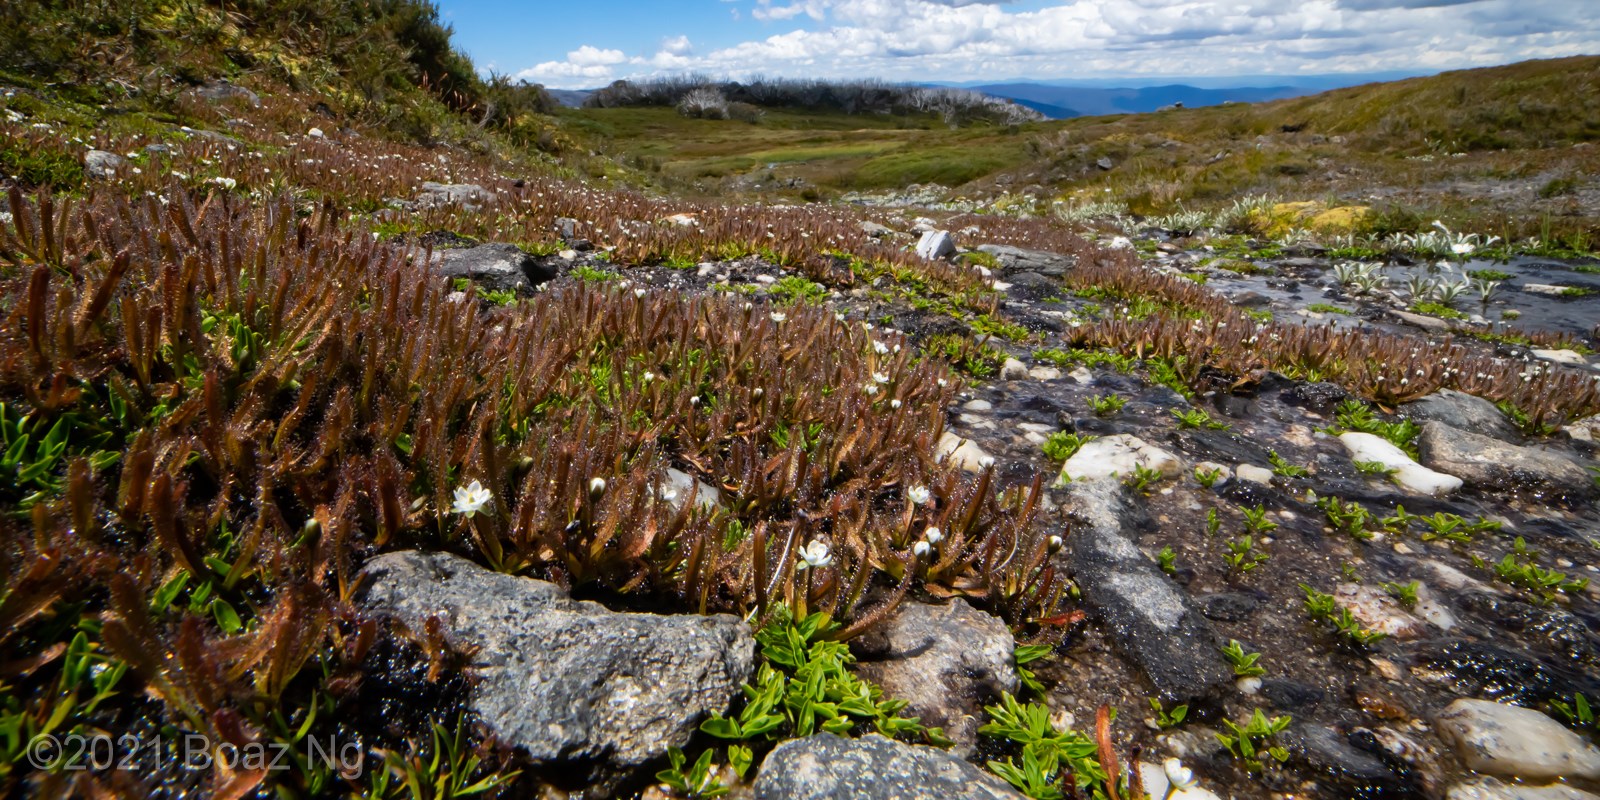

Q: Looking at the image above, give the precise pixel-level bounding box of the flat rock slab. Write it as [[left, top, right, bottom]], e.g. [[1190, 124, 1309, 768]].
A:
[[361, 551, 754, 776], [852, 599, 1018, 755], [975, 244, 1075, 277], [1065, 479, 1233, 705], [1417, 421, 1594, 499], [753, 734, 1024, 800], [416, 182, 492, 210], [1403, 389, 1520, 442], [431, 243, 558, 295], [1435, 698, 1600, 781]]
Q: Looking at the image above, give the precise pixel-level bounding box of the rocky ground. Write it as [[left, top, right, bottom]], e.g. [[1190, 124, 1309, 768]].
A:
[[392, 214, 1600, 800]]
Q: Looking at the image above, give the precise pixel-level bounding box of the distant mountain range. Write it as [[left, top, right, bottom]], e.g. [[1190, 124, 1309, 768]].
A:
[[966, 83, 1308, 119], [546, 71, 1432, 117]]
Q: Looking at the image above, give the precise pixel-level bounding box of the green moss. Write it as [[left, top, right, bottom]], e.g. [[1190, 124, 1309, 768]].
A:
[[0, 141, 83, 190]]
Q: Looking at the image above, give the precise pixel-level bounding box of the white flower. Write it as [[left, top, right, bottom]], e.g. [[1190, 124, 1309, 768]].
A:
[[1163, 758, 1197, 791], [1451, 242, 1474, 255], [908, 486, 931, 506], [658, 484, 680, 503], [890, 399, 902, 409], [873, 372, 890, 384], [872, 341, 889, 354], [634, 287, 647, 298], [642, 371, 655, 382], [863, 383, 879, 396], [797, 540, 832, 570], [912, 540, 931, 558], [451, 480, 492, 517], [937, 378, 949, 387], [212, 177, 237, 190], [924, 526, 944, 544], [978, 455, 995, 469], [770, 311, 787, 323]]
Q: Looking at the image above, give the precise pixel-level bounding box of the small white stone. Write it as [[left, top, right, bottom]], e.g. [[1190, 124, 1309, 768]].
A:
[[1532, 348, 1588, 366], [1028, 366, 1063, 381], [936, 431, 995, 474], [1339, 432, 1462, 496], [963, 399, 993, 412], [1069, 367, 1094, 384], [1236, 464, 1275, 485], [1194, 461, 1232, 486], [1059, 435, 1184, 484], [999, 358, 1029, 381], [1137, 762, 1223, 800], [1337, 583, 1427, 639]]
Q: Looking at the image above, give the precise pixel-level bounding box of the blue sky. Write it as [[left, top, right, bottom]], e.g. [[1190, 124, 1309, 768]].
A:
[[437, 0, 1600, 89]]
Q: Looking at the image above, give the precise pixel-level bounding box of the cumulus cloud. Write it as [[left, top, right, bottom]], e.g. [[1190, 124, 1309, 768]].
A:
[[515, 0, 1600, 88]]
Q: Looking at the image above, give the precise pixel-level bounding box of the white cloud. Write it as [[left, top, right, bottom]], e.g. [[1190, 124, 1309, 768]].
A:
[[515, 0, 1600, 88]]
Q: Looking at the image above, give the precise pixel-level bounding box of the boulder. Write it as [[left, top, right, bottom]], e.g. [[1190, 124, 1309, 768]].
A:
[[361, 551, 754, 782], [1338, 432, 1462, 496], [852, 600, 1018, 755], [416, 182, 492, 210], [916, 230, 956, 261], [1435, 698, 1600, 781], [1059, 435, 1184, 485], [753, 734, 1023, 800], [84, 150, 125, 180], [1403, 390, 1520, 442], [431, 243, 557, 295], [1416, 421, 1594, 498], [974, 244, 1075, 277], [1065, 480, 1233, 705], [190, 80, 260, 107]]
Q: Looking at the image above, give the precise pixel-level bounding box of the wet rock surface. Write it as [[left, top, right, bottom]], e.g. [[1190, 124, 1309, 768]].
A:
[[364, 227, 1600, 800], [1065, 479, 1234, 706], [753, 734, 1024, 800], [361, 551, 754, 782], [852, 599, 1019, 754]]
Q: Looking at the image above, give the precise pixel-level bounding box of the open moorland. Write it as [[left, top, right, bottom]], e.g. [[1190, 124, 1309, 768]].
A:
[[1, 3, 1598, 800]]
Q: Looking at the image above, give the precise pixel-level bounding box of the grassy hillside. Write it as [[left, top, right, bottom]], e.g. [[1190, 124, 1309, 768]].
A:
[[570, 56, 1600, 248]]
